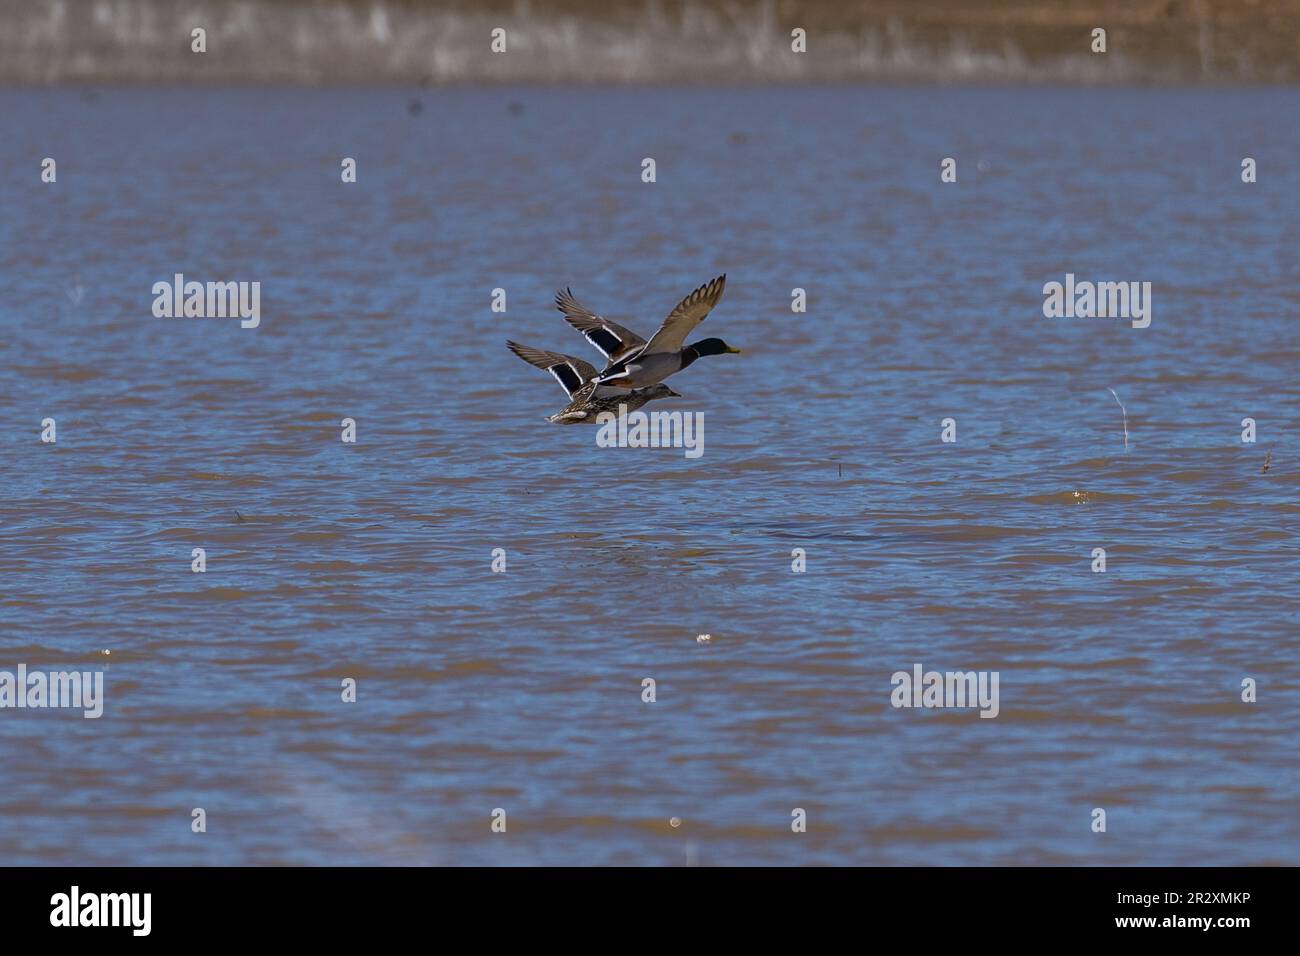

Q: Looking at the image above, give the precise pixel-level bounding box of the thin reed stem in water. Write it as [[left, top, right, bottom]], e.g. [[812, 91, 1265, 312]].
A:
[[1106, 388, 1129, 452]]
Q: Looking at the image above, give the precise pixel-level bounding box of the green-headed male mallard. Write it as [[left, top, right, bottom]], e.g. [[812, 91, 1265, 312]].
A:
[[507, 341, 681, 424], [555, 275, 740, 390]]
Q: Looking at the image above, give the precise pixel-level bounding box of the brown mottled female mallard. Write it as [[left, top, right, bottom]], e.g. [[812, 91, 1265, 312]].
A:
[[507, 341, 681, 424]]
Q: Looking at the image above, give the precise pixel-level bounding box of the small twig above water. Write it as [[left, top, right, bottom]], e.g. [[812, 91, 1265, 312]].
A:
[[1106, 388, 1129, 452]]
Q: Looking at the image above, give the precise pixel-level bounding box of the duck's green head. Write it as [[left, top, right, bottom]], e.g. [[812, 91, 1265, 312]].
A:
[[689, 337, 742, 357]]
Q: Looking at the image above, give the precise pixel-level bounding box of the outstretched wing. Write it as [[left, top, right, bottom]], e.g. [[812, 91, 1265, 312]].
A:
[[507, 341, 600, 398], [639, 274, 727, 356], [555, 287, 647, 364]]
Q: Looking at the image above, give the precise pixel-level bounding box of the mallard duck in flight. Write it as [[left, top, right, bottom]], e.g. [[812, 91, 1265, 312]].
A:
[[507, 341, 680, 424], [556, 275, 740, 390]]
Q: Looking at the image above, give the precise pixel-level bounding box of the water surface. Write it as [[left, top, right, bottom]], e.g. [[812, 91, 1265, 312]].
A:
[[1, 86, 1297, 865]]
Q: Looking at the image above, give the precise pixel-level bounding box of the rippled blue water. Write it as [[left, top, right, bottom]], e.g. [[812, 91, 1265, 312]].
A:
[[1, 86, 1297, 865]]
